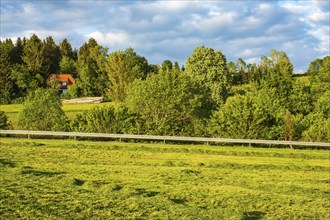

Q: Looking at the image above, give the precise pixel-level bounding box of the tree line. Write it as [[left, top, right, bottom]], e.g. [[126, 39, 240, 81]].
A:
[[0, 35, 329, 142]]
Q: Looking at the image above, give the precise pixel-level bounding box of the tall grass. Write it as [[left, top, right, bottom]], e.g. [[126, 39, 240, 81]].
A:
[[1, 138, 329, 219]]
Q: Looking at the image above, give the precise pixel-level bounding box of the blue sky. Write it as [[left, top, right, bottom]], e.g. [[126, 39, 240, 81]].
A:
[[1, 0, 329, 73]]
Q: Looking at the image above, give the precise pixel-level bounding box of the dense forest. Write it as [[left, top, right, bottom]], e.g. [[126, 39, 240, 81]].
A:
[[0, 34, 329, 142]]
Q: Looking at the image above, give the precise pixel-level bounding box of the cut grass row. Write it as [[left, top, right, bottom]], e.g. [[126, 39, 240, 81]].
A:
[[1, 138, 329, 219]]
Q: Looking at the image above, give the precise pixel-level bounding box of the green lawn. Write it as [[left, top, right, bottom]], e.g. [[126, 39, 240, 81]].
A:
[[1, 138, 329, 219], [0, 102, 113, 128]]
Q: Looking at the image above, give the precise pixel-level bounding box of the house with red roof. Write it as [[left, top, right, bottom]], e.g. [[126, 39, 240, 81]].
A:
[[47, 74, 75, 94]]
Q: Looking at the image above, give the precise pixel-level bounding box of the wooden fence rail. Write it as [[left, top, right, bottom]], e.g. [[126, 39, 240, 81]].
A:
[[1, 130, 330, 148]]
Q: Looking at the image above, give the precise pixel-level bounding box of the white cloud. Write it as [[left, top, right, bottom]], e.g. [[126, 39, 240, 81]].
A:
[[1, 0, 329, 72], [86, 31, 131, 49], [308, 26, 330, 52], [307, 12, 330, 23]]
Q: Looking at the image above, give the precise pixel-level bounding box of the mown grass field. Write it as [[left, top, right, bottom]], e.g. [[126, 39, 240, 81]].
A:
[[1, 138, 329, 219], [0, 102, 113, 128]]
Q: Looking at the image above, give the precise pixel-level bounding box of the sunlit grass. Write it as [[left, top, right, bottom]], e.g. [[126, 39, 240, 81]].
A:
[[1, 138, 329, 219], [294, 75, 310, 85], [0, 102, 114, 127]]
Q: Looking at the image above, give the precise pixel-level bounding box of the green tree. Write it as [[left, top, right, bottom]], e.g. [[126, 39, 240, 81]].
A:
[[311, 56, 330, 96], [43, 36, 61, 75], [17, 88, 69, 131], [209, 88, 286, 140], [303, 91, 330, 142], [106, 51, 130, 102], [59, 56, 77, 77], [0, 44, 14, 104], [235, 58, 247, 84], [126, 69, 204, 135], [258, 50, 294, 108], [289, 81, 313, 115], [124, 48, 150, 79], [75, 39, 108, 97], [306, 58, 323, 77], [173, 61, 180, 71], [11, 37, 25, 64], [162, 60, 173, 71], [283, 112, 295, 141], [148, 64, 160, 75], [59, 38, 74, 59], [11, 64, 43, 97], [78, 38, 99, 57], [22, 34, 48, 79], [106, 48, 149, 102], [0, 39, 15, 63], [227, 61, 237, 83], [260, 49, 294, 78], [185, 45, 231, 107]]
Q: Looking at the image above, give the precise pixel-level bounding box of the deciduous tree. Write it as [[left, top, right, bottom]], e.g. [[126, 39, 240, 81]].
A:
[[126, 69, 204, 135], [75, 38, 108, 97], [185, 46, 231, 107], [106, 48, 149, 102]]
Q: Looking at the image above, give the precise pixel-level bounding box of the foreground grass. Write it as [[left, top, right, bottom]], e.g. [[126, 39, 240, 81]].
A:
[[0, 138, 329, 219], [0, 102, 113, 127]]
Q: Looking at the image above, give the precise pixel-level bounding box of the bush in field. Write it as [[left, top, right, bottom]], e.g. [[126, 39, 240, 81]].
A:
[[17, 88, 69, 131], [71, 105, 138, 134], [208, 87, 286, 140], [0, 111, 8, 129]]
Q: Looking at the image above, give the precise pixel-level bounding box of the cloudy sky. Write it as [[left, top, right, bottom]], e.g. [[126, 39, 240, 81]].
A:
[[1, 0, 329, 73]]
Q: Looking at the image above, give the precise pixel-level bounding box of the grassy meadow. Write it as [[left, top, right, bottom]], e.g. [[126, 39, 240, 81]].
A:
[[0, 102, 114, 128], [1, 138, 329, 219]]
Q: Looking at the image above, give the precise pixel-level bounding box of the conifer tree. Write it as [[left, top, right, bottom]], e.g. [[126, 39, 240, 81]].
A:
[[43, 36, 61, 75], [0, 44, 13, 103], [59, 38, 74, 59]]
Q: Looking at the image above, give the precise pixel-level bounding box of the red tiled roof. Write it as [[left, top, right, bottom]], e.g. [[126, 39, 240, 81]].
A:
[[47, 74, 75, 84]]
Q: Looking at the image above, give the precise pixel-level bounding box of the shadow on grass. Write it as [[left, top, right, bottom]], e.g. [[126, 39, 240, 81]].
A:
[[241, 211, 265, 220], [170, 198, 186, 204], [134, 188, 160, 197], [21, 166, 65, 177], [0, 159, 16, 167]]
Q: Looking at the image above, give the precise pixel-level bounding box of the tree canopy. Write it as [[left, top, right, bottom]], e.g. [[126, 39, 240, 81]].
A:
[[126, 68, 204, 135], [1, 34, 329, 142], [186, 46, 231, 108]]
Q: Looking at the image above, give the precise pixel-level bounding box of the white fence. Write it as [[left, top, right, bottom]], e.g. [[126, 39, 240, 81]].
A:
[[1, 130, 330, 148]]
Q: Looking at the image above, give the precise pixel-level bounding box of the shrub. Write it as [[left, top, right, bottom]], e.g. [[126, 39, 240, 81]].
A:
[[70, 105, 138, 134], [17, 88, 69, 131], [0, 111, 8, 129]]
